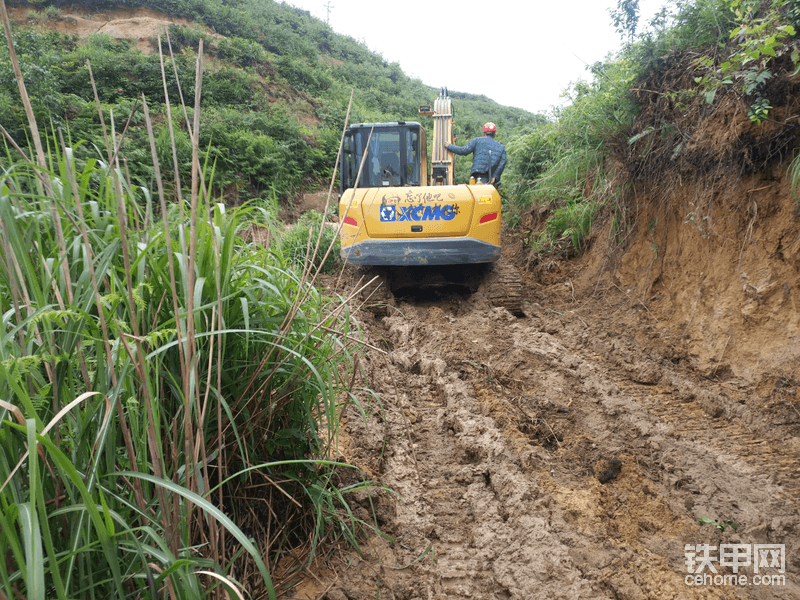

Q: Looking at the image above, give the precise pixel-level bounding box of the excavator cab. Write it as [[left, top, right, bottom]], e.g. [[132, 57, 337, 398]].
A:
[[340, 122, 427, 191]]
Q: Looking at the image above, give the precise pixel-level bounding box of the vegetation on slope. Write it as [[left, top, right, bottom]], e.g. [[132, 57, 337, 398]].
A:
[[508, 0, 800, 254], [1, 0, 535, 207], [0, 13, 385, 597]]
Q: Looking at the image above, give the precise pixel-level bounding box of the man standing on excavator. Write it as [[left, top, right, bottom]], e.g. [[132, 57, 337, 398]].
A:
[[446, 122, 507, 188]]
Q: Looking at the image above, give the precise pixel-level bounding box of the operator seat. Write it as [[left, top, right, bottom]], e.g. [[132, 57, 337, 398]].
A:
[[380, 153, 400, 177]]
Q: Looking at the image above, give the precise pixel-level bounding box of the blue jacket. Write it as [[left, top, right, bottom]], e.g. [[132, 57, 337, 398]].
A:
[[447, 136, 507, 182]]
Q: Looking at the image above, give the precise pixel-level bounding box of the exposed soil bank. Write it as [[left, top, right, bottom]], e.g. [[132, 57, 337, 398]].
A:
[[605, 173, 800, 387], [7, 4, 198, 53]]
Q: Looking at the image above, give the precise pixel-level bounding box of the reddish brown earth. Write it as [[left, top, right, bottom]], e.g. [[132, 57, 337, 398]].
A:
[[6, 4, 199, 53]]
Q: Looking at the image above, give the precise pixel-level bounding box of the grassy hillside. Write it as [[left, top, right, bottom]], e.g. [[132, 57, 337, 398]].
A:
[[1, 0, 538, 206]]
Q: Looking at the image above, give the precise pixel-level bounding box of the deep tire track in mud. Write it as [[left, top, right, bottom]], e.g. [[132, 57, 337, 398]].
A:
[[325, 277, 800, 600]]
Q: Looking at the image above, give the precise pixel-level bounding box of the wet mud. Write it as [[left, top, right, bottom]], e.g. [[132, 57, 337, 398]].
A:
[[311, 257, 800, 600]]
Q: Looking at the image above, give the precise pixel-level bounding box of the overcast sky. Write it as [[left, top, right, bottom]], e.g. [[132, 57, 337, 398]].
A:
[[286, 0, 668, 115]]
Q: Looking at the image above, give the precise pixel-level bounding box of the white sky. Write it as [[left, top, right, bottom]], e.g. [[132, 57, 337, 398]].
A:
[[287, 0, 668, 115]]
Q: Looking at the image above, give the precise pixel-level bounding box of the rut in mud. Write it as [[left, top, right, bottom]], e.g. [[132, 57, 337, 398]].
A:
[[311, 258, 800, 600]]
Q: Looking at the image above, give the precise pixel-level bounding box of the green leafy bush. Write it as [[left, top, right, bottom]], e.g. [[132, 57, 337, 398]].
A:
[[690, 0, 798, 122], [275, 53, 333, 94], [164, 23, 211, 52], [216, 35, 267, 66], [203, 65, 257, 106]]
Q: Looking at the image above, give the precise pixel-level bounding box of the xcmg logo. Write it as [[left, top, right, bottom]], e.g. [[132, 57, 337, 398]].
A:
[[379, 204, 458, 222]]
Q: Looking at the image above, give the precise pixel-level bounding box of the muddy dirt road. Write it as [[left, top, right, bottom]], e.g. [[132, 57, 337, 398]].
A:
[[309, 253, 800, 600]]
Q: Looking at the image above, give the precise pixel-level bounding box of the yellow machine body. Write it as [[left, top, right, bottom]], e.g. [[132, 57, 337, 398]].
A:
[[338, 89, 501, 266], [338, 183, 501, 265]]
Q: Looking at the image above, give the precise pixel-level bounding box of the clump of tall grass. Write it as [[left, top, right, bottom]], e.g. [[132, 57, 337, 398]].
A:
[[505, 53, 638, 251], [545, 198, 601, 253], [0, 21, 376, 600]]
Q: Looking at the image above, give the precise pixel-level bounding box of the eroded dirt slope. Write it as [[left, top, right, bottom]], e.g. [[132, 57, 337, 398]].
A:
[[7, 5, 199, 53], [308, 253, 800, 600]]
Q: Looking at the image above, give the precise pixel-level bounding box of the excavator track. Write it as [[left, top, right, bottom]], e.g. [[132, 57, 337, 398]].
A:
[[480, 259, 523, 315], [359, 267, 393, 317], [358, 260, 523, 317]]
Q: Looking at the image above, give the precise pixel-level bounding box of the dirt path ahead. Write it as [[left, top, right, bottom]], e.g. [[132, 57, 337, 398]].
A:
[[311, 257, 800, 600]]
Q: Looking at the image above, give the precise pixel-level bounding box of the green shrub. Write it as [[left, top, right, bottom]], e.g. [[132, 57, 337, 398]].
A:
[[164, 23, 211, 52], [216, 35, 267, 67], [275, 54, 333, 94], [274, 209, 341, 274], [661, 0, 735, 50], [203, 65, 257, 106], [42, 4, 60, 19]]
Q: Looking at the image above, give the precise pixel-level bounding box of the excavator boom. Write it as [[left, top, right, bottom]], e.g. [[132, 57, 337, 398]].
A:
[[429, 88, 454, 185]]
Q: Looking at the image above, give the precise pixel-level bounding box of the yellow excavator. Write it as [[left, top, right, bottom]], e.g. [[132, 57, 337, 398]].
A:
[[337, 89, 521, 314]]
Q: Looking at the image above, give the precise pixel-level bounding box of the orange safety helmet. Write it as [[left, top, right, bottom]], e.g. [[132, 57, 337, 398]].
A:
[[483, 122, 497, 134]]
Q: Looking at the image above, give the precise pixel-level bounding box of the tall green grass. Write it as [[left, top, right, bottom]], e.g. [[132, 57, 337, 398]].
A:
[[544, 199, 601, 253], [504, 0, 746, 253], [0, 23, 374, 600], [505, 57, 637, 249]]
